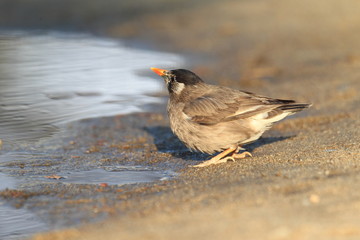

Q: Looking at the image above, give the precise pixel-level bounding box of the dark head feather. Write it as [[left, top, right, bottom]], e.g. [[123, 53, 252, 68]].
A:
[[170, 69, 204, 85]]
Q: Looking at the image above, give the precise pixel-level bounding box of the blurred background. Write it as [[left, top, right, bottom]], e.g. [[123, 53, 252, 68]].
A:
[[1, 0, 359, 142], [0, 0, 194, 142], [1, 0, 360, 239]]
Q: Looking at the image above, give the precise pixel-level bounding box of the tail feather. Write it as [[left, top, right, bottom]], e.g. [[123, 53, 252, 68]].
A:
[[278, 103, 311, 113], [268, 98, 296, 105], [265, 103, 311, 121]]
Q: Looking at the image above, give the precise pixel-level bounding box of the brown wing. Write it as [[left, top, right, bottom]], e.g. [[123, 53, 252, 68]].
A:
[[182, 87, 301, 125]]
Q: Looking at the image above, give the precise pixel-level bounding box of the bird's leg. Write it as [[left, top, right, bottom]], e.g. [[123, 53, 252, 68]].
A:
[[229, 151, 252, 160], [229, 146, 252, 159], [192, 147, 237, 168], [192, 146, 252, 168]]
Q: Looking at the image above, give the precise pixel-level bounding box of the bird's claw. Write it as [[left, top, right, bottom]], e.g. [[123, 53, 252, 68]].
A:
[[191, 151, 252, 168], [232, 151, 252, 159]]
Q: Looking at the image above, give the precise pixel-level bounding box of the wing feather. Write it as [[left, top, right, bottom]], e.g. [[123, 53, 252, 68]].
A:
[[182, 87, 308, 125]]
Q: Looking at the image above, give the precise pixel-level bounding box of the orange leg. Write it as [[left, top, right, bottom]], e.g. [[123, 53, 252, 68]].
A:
[[228, 151, 252, 160], [192, 146, 252, 168]]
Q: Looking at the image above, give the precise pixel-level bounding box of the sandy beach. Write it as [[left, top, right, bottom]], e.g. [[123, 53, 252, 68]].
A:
[[0, 0, 360, 239]]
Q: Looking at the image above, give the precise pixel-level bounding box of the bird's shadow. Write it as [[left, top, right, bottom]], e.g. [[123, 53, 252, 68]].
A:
[[144, 126, 207, 160], [144, 126, 294, 161]]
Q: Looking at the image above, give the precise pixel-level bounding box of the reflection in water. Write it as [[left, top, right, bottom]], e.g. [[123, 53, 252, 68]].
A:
[[0, 32, 183, 142]]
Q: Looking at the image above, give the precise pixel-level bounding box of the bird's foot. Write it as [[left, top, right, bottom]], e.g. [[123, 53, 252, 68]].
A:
[[192, 156, 233, 168], [192, 151, 252, 168], [231, 151, 252, 159]]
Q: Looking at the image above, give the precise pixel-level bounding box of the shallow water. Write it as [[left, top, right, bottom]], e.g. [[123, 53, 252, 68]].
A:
[[0, 31, 182, 142], [43, 167, 176, 185], [0, 165, 176, 239], [0, 31, 183, 239], [0, 173, 49, 240]]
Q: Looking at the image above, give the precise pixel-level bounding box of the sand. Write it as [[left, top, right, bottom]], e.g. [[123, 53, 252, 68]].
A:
[[1, 0, 360, 239]]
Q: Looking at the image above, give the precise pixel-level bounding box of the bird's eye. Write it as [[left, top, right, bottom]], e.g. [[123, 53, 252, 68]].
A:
[[169, 74, 176, 82]]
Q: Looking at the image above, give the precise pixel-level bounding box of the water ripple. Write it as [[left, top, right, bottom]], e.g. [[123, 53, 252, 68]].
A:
[[0, 31, 183, 142]]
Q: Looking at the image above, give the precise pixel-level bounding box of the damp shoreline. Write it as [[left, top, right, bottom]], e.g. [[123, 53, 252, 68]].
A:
[[0, 31, 184, 239]]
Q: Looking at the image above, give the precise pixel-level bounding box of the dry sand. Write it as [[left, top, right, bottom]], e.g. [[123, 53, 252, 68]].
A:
[[4, 0, 360, 239]]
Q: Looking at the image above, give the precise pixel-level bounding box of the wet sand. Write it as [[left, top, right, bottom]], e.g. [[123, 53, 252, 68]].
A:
[[1, 0, 360, 239]]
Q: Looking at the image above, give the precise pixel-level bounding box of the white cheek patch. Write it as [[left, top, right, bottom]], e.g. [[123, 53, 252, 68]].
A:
[[173, 82, 185, 94]]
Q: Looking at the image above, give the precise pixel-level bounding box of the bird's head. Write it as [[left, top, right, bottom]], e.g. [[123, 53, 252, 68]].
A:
[[151, 68, 204, 95]]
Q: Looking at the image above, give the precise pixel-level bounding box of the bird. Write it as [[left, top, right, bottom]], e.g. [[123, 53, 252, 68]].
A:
[[151, 67, 311, 167]]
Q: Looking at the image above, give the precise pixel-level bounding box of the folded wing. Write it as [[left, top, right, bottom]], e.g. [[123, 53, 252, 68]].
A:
[[183, 88, 310, 125]]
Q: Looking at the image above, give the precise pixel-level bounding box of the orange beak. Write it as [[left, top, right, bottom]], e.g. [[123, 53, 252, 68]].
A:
[[151, 67, 168, 76]]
